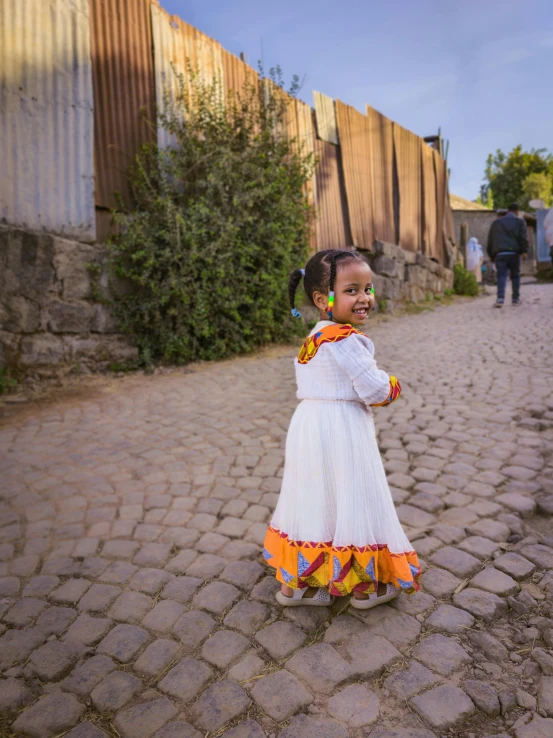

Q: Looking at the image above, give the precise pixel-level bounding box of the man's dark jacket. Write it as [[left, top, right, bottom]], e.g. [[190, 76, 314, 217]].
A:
[[487, 212, 529, 259]]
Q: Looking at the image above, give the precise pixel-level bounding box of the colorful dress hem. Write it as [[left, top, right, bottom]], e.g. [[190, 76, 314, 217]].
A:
[[264, 526, 421, 597]]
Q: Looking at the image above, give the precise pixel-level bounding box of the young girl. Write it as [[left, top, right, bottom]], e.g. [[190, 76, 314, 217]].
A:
[[263, 249, 421, 609]]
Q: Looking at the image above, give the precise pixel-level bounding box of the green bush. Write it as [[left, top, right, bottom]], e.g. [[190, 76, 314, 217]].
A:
[[0, 369, 17, 395], [536, 268, 553, 282], [106, 65, 315, 364], [453, 264, 479, 297]]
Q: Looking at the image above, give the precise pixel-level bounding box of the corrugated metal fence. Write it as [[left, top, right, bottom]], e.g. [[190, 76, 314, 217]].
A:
[[393, 122, 423, 253], [0, 0, 96, 241], [334, 100, 374, 251], [150, 4, 225, 150], [366, 105, 395, 245], [1, 0, 456, 262], [90, 0, 156, 211]]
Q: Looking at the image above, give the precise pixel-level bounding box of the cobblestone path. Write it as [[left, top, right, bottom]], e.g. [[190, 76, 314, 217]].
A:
[[2, 283, 553, 738]]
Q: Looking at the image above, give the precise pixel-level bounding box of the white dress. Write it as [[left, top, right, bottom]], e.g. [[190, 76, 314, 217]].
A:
[[263, 321, 421, 596]]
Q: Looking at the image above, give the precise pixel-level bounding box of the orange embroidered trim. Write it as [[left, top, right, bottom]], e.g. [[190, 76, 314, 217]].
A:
[[263, 526, 421, 596], [298, 324, 363, 365], [370, 376, 401, 407]]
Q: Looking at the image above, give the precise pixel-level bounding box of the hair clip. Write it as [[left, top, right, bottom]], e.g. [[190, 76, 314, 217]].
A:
[[291, 308, 302, 318], [327, 290, 335, 320]]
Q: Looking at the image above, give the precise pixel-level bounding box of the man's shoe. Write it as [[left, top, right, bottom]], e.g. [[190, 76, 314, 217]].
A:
[[512, 299, 521, 306], [494, 300, 504, 308]]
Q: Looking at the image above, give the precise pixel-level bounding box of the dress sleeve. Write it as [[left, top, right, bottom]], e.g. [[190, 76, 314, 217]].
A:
[[327, 333, 401, 407]]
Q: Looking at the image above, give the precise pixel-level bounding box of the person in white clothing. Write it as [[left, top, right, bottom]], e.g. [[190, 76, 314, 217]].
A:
[[263, 249, 421, 610], [466, 237, 484, 283]]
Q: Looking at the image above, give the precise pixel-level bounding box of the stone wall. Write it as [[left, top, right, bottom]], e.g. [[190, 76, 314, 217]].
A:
[[0, 226, 138, 375], [1, 226, 455, 374], [367, 241, 455, 310]]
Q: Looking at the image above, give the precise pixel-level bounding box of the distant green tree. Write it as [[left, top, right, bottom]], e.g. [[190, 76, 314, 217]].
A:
[[480, 145, 553, 209], [521, 172, 553, 209]]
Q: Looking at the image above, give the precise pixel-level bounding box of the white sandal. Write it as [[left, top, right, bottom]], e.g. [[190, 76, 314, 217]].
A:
[[350, 583, 400, 610], [276, 586, 334, 607]]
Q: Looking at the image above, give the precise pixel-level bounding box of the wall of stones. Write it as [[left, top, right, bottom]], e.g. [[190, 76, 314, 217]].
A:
[[0, 227, 455, 375], [0, 226, 138, 376], [367, 241, 455, 311]]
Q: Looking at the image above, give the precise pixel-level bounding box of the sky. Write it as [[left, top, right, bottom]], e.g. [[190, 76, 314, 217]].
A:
[[162, 0, 552, 202]]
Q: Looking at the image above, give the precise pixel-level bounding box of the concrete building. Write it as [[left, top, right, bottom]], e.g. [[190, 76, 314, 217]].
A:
[[451, 194, 536, 275]]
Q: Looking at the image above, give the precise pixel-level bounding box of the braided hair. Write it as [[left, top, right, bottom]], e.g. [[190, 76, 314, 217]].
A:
[[288, 249, 364, 318], [288, 268, 305, 318]]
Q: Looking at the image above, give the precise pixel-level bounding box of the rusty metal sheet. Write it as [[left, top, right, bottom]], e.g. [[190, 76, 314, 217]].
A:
[[0, 0, 95, 241], [444, 182, 456, 245], [90, 0, 156, 211], [221, 48, 258, 99], [393, 123, 421, 253], [314, 91, 338, 145], [283, 90, 300, 144], [421, 142, 437, 258], [335, 100, 374, 251], [366, 105, 395, 244], [433, 149, 447, 262], [151, 3, 224, 149], [296, 99, 315, 159], [261, 84, 317, 249], [296, 101, 317, 251], [268, 86, 317, 248], [313, 134, 352, 251], [265, 80, 299, 144]]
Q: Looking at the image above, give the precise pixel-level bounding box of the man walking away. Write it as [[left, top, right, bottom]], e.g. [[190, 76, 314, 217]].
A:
[[487, 203, 529, 308]]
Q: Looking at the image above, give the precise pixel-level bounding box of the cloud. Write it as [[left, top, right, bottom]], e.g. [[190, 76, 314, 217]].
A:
[[487, 46, 534, 68], [476, 30, 553, 72]]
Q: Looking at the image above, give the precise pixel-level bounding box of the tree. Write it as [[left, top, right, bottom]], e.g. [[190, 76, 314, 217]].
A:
[[480, 145, 553, 209], [521, 172, 553, 209]]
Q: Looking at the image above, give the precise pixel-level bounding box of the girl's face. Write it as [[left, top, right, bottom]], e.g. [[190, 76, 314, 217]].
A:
[[313, 259, 375, 326]]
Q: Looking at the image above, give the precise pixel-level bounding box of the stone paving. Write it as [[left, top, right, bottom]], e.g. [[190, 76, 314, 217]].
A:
[[1, 283, 553, 738]]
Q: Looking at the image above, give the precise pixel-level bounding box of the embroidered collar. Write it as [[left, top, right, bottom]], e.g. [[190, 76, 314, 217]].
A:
[[297, 323, 362, 364]]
